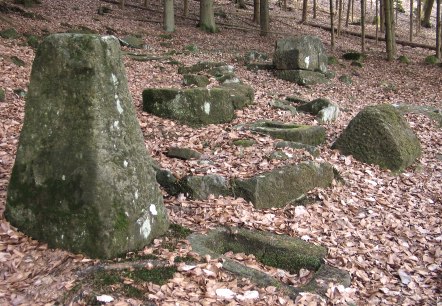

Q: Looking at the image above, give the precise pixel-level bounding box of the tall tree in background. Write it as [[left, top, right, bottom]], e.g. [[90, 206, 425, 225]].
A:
[[200, 0, 218, 33], [330, 0, 335, 49], [120, 0, 125, 9], [384, 0, 397, 60], [183, 0, 189, 17], [163, 0, 175, 32], [260, 0, 269, 36], [254, 0, 260, 23], [417, 0, 422, 33], [410, 0, 413, 41], [313, 0, 317, 18], [380, 0, 386, 32], [437, 0, 441, 58], [337, 0, 343, 36], [302, 0, 308, 22], [346, 0, 352, 26], [144, 0, 148, 7], [361, 0, 366, 52], [422, 0, 435, 27]]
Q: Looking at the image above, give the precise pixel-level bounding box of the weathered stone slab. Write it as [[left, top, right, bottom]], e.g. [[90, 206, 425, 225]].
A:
[[245, 121, 326, 146], [142, 87, 235, 126], [221, 83, 254, 109], [182, 74, 210, 87], [332, 104, 421, 172], [188, 227, 350, 299], [273, 35, 328, 72], [180, 174, 232, 199], [5, 34, 169, 259], [166, 147, 202, 160], [297, 98, 340, 123], [275, 70, 328, 86], [232, 162, 334, 209]]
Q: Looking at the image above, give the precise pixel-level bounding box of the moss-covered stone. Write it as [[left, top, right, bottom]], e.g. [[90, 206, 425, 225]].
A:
[[178, 61, 225, 75], [179, 174, 232, 199], [424, 55, 441, 65], [166, 147, 201, 160], [297, 98, 331, 114], [0, 28, 19, 39], [327, 56, 339, 65], [232, 138, 256, 147], [285, 95, 309, 104], [232, 162, 334, 209], [120, 35, 144, 49], [339, 75, 352, 84], [142, 87, 235, 126], [0, 88, 5, 102], [269, 99, 298, 115], [275, 70, 328, 85], [182, 74, 210, 87], [398, 55, 410, 64], [11, 56, 25, 67], [25, 34, 40, 48], [332, 104, 421, 172], [246, 121, 326, 146], [155, 168, 180, 195], [221, 83, 254, 109], [5, 34, 169, 259], [342, 52, 366, 61]]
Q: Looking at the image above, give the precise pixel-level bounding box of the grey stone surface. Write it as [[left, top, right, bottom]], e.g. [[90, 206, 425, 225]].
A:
[[332, 104, 421, 172], [232, 162, 334, 208], [5, 34, 169, 259], [180, 174, 232, 199], [273, 35, 328, 72], [275, 70, 328, 85], [166, 147, 202, 160]]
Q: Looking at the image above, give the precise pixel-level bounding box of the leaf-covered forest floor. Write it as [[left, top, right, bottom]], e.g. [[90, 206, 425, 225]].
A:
[[0, 0, 441, 305]]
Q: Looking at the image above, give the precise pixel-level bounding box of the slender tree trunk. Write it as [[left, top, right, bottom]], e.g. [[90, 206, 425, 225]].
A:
[[254, 0, 260, 23], [260, 0, 269, 36], [346, 0, 351, 26], [200, 0, 218, 33], [120, 0, 125, 9], [183, 0, 188, 17], [361, 0, 366, 52], [302, 0, 308, 22], [313, 0, 317, 18], [351, 0, 354, 22], [410, 0, 413, 41], [284, 0, 287, 10], [422, 0, 435, 27], [417, 0, 422, 33], [437, 0, 441, 58], [338, 0, 343, 35], [238, 0, 247, 9], [163, 0, 175, 32], [330, 0, 335, 49], [376, 0, 379, 43], [144, 0, 148, 7], [385, 0, 396, 60], [380, 0, 385, 32]]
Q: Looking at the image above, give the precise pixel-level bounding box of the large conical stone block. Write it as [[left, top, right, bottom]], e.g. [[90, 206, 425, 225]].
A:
[[332, 104, 421, 172], [5, 34, 169, 259]]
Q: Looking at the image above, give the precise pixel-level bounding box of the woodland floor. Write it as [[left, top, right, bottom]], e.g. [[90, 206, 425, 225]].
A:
[[0, 0, 441, 305]]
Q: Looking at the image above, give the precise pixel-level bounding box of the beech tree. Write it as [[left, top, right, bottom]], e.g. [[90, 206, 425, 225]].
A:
[[120, 0, 125, 9], [422, 0, 434, 27], [200, 0, 218, 33], [254, 0, 260, 23], [330, 0, 335, 49], [384, 0, 397, 60], [302, 0, 308, 23], [260, 0, 269, 36], [437, 0, 441, 58], [183, 0, 189, 17], [163, 0, 175, 32], [361, 0, 366, 51]]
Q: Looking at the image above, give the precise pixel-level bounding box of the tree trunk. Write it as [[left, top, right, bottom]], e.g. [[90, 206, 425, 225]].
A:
[[302, 0, 308, 22], [313, 0, 317, 18], [410, 0, 413, 41], [417, 0, 422, 33], [376, 0, 379, 43], [384, 0, 396, 60], [254, 0, 260, 23], [346, 0, 351, 26], [284, 0, 287, 10], [238, 0, 247, 9], [144, 0, 148, 8], [183, 0, 188, 17], [380, 0, 385, 32], [437, 0, 441, 58], [200, 0, 218, 33], [338, 0, 343, 36], [361, 0, 366, 52], [330, 0, 335, 49], [422, 0, 435, 27], [351, 0, 354, 22], [120, 0, 125, 9], [163, 0, 175, 32], [260, 0, 269, 36]]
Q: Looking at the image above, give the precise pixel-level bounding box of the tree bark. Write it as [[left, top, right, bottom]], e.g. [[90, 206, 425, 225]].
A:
[[380, 0, 385, 32], [313, 0, 317, 18], [330, 0, 335, 49], [346, 0, 351, 26], [410, 0, 413, 41], [437, 0, 441, 58], [302, 0, 308, 22], [260, 0, 269, 36], [417, 0, 421, 32], [183, 0, 188, 17], [376, 0, 379, 43], [338, 0, 342, 35], [384, 0, 396, 60], [254, 0, 260, 23], [361, 0, 366, 52], [163, 0, 175, 32], [144, 0, 148, 8], [422, 0, 435, 27], [200, 0, 218, 33], [120, 0, 125, 9]]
